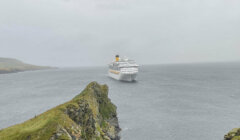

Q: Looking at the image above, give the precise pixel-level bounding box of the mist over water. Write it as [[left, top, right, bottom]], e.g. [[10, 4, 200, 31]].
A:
[[1, 63, 240, 139], [1, 0, 240, 139], [1, 0, 240, 66]]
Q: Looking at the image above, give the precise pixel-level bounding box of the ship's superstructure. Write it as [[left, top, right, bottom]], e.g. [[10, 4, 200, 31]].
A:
[[108, 55, 139, 81]]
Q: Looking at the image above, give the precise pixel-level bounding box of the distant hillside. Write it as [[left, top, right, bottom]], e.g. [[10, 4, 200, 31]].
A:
[[0, 57, 52, 74]]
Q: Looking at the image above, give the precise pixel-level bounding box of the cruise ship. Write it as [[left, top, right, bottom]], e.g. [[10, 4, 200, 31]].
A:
[[108, 55, 139, 81]]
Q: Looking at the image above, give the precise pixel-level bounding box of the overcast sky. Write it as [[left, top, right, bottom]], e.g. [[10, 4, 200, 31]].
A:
[[0, 0, 240, 67]]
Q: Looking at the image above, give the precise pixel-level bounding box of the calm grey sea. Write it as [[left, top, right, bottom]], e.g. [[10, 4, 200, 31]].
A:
[[1, 63, 240, 140]]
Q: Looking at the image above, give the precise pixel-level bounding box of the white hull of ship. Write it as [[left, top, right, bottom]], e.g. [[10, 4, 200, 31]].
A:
[[108, 71, 137, 82]]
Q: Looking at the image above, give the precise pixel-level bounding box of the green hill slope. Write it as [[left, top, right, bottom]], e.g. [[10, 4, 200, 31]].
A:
[[0, 57, 52, 74], [0, 82, 120, 140]]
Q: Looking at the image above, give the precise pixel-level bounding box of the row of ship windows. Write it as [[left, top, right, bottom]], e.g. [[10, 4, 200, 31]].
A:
[[109, 65, 120, 70], [109, 66, 138, 71]]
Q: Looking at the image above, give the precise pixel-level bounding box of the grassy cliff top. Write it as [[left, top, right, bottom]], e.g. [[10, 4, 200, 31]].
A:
[[0, 57, 52, 73], [0, 82, 120, 140]]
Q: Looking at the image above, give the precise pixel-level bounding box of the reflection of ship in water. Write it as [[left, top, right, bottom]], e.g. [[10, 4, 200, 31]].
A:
[[108, 55, 139, 81]]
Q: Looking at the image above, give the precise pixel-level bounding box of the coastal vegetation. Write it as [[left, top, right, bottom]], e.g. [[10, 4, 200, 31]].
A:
[[0, 82, 120, 140], [225, 128, 240, 140], [0, 57, 52, 74]]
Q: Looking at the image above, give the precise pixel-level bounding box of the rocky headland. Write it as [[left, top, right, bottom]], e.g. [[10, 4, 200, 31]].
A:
[[0, 82, 121, 140], [0, 57, 52, 74], [224, 128, 240, 140]]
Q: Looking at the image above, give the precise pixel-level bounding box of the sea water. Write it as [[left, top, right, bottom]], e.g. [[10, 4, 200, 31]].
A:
[[0, 63, 240, 140]]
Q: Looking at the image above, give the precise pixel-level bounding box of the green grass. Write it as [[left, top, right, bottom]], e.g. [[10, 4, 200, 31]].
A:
[[0, 82, 119, 140], [225, 128, 240, 140]]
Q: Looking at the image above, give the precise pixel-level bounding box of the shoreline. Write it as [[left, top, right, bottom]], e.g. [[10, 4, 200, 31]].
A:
[[0, 67, 57, 75]]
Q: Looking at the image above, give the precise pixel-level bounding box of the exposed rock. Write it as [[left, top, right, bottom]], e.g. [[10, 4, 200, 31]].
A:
[[224, 128, 240, 140], [0, 82, 121, 140]]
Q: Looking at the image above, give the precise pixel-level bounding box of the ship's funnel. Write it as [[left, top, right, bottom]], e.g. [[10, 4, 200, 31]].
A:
[[115, 55, 119, 62]]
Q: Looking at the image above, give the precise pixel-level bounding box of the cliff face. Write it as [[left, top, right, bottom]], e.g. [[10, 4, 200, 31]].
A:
[[0, 57, 52, 74], [224, 128, 240, 140], [0, 82, 121, 140]]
